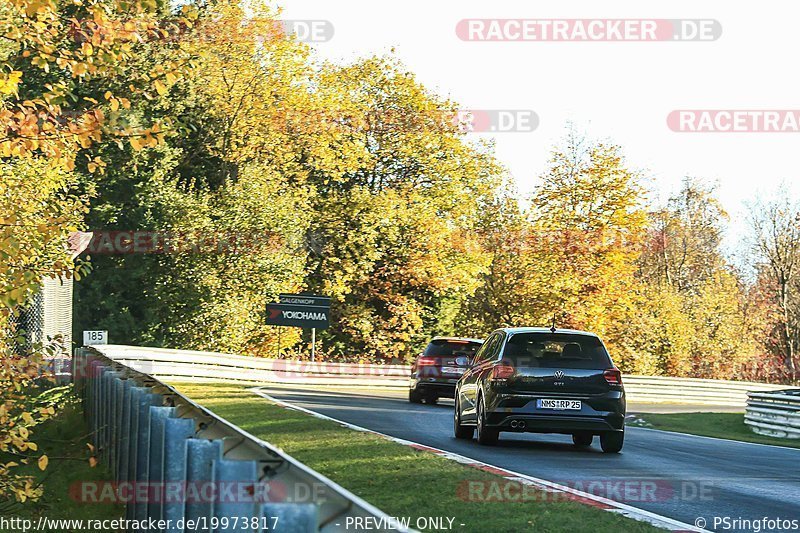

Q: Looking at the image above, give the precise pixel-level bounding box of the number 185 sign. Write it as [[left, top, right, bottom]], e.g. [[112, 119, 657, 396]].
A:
[[83, 330, 108, 345]]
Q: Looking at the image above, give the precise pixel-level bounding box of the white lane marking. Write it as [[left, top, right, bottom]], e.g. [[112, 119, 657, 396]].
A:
[[250, 387, 709, 533]]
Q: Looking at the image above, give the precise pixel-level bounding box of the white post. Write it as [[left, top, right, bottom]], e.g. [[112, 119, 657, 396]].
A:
[[311, 328, 316, 362]]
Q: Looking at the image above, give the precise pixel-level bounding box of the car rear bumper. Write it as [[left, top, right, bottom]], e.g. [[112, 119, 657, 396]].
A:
[[488, 413, 624, 433], [410, 377, 458, 398], [485, 390, 626, 433]]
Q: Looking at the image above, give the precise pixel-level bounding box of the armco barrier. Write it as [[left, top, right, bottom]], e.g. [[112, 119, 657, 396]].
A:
[[74, 347, 412, 533], [91, 345, 786, 408], [94, 345, 409, 388], [745, 390, 800, 439], [620, 375, 785, 407]]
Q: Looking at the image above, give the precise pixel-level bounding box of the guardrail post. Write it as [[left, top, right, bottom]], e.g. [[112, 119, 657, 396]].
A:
[[108, 372, 125, 472], [259, 503, 317, 533], [134, 391, 164, 526], [99, 366, 113, 452], [163, 418, 196, 532], [117, 379, 133, 483], [185, 439, 224, 530], [147, 406, 176, 523], [111, 374, 127, 476], [103, 371, 124, 469], [72, 347, 86, 395], [105, 371, 121, 461], [87, 358, 103, 442], [212, 459, 258, 532], [96, 366, 112, 461], [125, 386, 148, 522]]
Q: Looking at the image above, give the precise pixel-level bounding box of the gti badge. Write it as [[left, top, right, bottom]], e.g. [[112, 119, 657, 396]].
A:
[[554, 370, 565, 379]]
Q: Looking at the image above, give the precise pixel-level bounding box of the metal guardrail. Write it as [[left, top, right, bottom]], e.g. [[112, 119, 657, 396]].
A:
[[745, 389, 800, 439], [92, 345, 787, 408], [621, 376, 785, 407], [74, 347, 411, 532], [95, 345, 409, 388]]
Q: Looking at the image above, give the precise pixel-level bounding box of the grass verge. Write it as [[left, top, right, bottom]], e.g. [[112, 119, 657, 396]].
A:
[[175, 383, 661, 533], [0, 398, 123, 531], [629, 412, 800, 449]]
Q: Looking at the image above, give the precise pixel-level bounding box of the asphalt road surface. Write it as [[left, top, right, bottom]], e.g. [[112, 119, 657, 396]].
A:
[[256, 386, 800, 532]]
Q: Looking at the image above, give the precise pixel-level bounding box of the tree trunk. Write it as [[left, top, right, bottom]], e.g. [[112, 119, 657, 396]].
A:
[[781, 284, 796, 378]]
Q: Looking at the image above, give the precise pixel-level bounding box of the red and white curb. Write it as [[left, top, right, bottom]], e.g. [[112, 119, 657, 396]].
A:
[[250, 387, 708, 533]]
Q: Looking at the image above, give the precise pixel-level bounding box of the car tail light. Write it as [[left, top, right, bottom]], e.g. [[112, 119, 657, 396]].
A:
[[491, 362, 515, 380], [417, 356, 437, 366], [604, 368, 622, 385]]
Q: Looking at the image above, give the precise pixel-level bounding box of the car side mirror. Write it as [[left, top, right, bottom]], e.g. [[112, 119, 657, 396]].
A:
[[455, 356, 470, 367]]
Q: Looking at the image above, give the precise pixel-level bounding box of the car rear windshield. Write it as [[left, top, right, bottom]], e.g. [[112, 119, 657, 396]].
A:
[[423, 340, 482, 357], [502, 333, 612, 369]]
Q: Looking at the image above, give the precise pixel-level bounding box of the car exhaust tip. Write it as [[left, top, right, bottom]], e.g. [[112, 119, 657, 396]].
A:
[[510, 421, 519, 428], [518, 421, 526, 429]]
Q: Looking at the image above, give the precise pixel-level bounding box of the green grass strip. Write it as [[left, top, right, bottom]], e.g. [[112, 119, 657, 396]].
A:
[[630, 412, 800, 449]]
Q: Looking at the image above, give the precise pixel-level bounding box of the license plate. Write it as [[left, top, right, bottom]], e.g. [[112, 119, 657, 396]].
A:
[[537, 399, 581, 410], [442, 366, 466, 375]]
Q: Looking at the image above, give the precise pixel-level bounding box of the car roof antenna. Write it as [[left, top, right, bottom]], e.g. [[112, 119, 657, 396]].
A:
[[550, 313, 557, 333]]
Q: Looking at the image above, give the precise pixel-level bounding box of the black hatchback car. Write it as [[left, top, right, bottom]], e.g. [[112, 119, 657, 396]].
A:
[[453, 328, 626, 453], [409, 337, 483, 404]]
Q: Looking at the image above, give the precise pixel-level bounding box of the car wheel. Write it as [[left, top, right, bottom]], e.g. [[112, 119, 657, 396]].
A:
[[409, 389, 423, 404], [476, 396, 499, 445], [425, 395, 438, 405], [454, 397, 473, 440], [600, 430, 624, 453], [572, 432, 593, 447]]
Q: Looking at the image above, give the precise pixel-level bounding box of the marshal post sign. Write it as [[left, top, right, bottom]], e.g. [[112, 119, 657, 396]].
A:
[[267, 294, 330, 360], [278, 294, 332, 307], [266, 302, 330, 329]]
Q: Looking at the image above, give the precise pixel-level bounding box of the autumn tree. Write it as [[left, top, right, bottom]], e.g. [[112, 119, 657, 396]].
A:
[[1, 0, 197, 504], [73, 1, 319, 352], [749, 190, 800, 379], [631, 178, 753, 378], [455, 182, 530, 335], [300, 57, 501, 362], [72, 7, 500, 361], [640, 177, 728, 293], [527, 130, 648, 361], [0, 159, 85, 504]]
